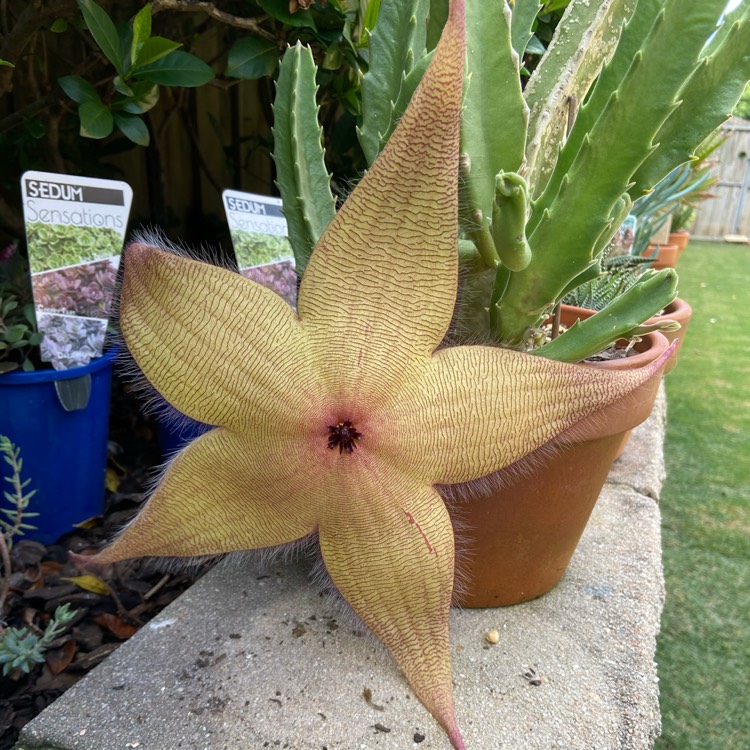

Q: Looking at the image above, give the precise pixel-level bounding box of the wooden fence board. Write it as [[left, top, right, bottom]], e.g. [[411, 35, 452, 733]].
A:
[[692, 118, 750, 241]]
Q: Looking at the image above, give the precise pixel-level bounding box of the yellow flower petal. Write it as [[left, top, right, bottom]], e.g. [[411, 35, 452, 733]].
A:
[[318, 458, 462, 747], [120, 245, 319, 430], [91, 428, 318, 563], [93, 5, 473, 749], [296, 9, 465, 409], [385, 344, 667, 484]]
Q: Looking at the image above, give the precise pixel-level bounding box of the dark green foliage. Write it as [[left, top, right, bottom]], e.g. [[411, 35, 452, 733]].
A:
[[0, 245, 41, 372], [64, 0, 214, 146]]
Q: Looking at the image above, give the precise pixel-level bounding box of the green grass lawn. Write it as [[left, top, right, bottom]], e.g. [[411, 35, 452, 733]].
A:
[[655, 241, 749, 750]]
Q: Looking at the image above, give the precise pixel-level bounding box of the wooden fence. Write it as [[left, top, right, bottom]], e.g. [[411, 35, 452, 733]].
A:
[[692, 117, 750, 241]]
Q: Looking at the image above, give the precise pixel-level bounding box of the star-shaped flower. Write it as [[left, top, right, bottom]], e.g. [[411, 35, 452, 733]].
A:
[[79, 3, 668, 747]]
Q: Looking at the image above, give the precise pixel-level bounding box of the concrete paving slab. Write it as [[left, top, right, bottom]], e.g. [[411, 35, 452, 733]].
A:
[[608, 385, 667, 500], [15, 393, 667, 750]]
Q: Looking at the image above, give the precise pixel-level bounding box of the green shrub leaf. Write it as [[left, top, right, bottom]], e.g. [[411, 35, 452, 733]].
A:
[[225, 37, 278, 79], [135, 51, 214, 87], [76, 0, 124, 74], [113, 75, 133, 97], [113, 112, 150, 146], [116, 81, 159, 114], [3, 325, 28, 345], [78, 100, 114, 139], [58, 75, 100, 104], [258, 0, 317, 29], [130, 4, 152, 66], [133, 36, 183, 70]]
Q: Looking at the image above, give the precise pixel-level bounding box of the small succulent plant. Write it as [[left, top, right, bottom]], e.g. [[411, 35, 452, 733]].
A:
[[0, 604, 77, 677], [563, 246, 654, 312], [0, 435, 38, 549], [0, 243, 43, 373]]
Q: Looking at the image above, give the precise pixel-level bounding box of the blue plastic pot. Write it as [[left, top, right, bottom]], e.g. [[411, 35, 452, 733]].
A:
[[0, 349, 117, 545]]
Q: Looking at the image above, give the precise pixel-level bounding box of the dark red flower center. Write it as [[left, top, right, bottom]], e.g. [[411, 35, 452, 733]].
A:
[[327, 420, 363, 454]]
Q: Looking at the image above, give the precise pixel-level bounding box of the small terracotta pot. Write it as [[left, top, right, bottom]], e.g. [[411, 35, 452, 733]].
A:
[[668, 230, 690, 254], [646, 297, 692, 374], [449, 319, 670, 608], [648, 242, 680, 270]]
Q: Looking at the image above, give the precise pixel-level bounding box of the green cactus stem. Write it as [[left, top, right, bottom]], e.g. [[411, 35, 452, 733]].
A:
[[495, 0, 728, 345], [272, 42, 336, 277], [377, 50, 434, 152], [509, 0, 542, 59], [460, 0, 527, 230], [426, 0, 449, 50], [358, 0, 429, 165], [531, 269, 678, 363], [524, 0, 638, 198], [530, 0, 726, 221], [631, 13, 750, 195]]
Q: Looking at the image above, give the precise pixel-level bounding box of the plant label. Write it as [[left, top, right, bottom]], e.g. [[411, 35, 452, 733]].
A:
[[21, 170, 132, 370], [612, 214, 638, 257], [222, 190, 297, 307]]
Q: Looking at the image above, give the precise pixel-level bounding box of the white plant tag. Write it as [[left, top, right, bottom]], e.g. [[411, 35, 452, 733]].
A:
[[222, 190, 297, 307], [21, 171, 133, 370]]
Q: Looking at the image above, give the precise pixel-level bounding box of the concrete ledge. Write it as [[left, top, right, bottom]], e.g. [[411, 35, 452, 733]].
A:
[[607, 387, 667, 500], [15, 388, 667, 750]]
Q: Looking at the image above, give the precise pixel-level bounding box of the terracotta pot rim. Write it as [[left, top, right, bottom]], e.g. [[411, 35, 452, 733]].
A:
[[649, 296, 692, 322], [647, 242, 679, 252], [558, 304, 671, 371]]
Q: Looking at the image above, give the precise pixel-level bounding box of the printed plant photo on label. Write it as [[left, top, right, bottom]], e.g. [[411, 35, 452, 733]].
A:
[[37, 312, 107, 370], [230, 229, 293, 269], [240, 260, 297, 308], [32, 259, 118, 319], [27, 222, 122, 273]]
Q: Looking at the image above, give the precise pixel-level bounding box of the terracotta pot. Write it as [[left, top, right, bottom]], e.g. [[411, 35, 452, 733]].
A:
[[554, 305, 642, 459], [646, 297, 692, 374], [648, 242, 680, 270], [449, 318, 670, 608], [668, 230, 690, 254]]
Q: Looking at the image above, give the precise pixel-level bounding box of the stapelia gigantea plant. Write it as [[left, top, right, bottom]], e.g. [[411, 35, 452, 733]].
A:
[[275, 0, 750, 362], [76, 1, 674, 747]]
